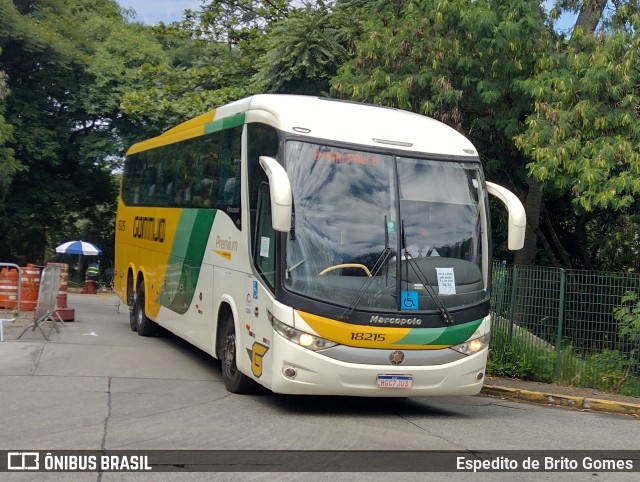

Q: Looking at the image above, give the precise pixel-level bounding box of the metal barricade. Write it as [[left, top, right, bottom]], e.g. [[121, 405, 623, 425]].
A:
[[17, 265, 64, 341], [0, 263, 22, 342]]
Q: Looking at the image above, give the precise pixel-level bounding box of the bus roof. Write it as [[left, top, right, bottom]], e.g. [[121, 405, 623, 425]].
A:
[[127, 94, 478, 158]]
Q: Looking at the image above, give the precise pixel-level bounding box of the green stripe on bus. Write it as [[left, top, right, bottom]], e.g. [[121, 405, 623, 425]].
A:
[[158, 209, 217, 315], [394, 318, 483, 347], [204, 113, 246, 135]]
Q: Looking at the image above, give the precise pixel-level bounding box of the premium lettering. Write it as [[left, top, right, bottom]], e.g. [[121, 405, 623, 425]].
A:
[[216, 235, 238, 251]]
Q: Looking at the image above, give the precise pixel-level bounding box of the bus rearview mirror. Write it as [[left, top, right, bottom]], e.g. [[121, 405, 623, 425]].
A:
[[486, 182, 526, 250], [259, 156, 292, 232]]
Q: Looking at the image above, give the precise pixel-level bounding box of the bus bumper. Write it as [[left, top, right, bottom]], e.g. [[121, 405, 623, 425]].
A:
[[268, 336, 488, 397]]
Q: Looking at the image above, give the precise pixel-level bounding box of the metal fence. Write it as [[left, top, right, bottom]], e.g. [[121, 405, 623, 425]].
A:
[[490, 261, 640, 396]]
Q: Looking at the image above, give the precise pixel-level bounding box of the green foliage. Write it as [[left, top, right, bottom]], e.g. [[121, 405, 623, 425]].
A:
[[487, 345, 537, 380], [0, 60, 18, 197], [119, 1, 291, 130], [581, 349, 634, 394], [121, 1, 359, 126], [610, 291, 640, 394], [489, 310, 640, 396], [330, 0, 553, 265], [199, 0, 292, 44], [614, 291, 640, 343], [516, 14, 640, 212], [121, 57, 254, 131], [253, 3, 354, 94], [487, 319, 555, 382], [0, 0, 138, 263], [332, 0, 548, 137]]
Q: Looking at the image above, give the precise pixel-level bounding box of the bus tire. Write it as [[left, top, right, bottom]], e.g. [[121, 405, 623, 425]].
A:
[[220, 316, 256, 394], [128, 273, 136, 332], [135, 282, 159, 337]]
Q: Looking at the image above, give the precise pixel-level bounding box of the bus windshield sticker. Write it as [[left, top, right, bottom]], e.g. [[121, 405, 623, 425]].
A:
[[435, 268, 456, 295], [401, 291, 419, 310], [260, 237, 270, 257]]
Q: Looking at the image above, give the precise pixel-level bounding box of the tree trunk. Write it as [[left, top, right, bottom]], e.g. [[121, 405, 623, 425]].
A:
[[576, 211, 594, 270], [541, 203, 573, 269], [574, 0, 607, 34], [514, 177, 543, 266], [534, 225, 561, 268]]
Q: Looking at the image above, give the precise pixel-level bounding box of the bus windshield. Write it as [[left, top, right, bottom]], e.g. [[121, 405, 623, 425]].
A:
[[284, 140, 488, 313]]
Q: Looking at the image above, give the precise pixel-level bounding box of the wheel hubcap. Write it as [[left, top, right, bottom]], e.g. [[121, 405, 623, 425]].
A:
[[223, 335, 236, 376], [136, 295, 144, 327]]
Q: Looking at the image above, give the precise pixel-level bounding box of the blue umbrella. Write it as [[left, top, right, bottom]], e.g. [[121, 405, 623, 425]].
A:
[[55, 240, 102, 256]]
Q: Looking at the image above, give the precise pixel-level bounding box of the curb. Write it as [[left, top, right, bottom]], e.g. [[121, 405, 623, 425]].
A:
[[481, 385, 640, 417]]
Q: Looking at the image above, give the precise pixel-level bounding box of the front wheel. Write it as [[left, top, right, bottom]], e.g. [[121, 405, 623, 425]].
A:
[[220, 317, 257, 394]]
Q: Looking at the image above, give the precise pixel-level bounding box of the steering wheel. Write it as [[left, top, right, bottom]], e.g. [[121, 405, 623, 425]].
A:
[[319, 263, 372, 277]]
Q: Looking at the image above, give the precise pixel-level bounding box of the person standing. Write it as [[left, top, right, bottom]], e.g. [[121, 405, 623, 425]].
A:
[[83, 261, 99, 294]]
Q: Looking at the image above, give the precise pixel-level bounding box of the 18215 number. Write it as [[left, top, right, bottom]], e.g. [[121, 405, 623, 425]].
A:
[[350, 332, 386, 341]]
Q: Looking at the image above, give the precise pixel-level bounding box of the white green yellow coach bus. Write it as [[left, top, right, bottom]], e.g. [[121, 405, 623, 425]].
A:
[[115, 94, 525, 397]]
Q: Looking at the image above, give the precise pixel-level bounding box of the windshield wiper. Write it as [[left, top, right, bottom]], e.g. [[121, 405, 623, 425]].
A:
[[401, 220, 454, 324], [341, 216, 395, 319]]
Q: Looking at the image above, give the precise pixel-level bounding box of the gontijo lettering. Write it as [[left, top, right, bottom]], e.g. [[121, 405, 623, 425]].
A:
[[133, 216, 166, 242]]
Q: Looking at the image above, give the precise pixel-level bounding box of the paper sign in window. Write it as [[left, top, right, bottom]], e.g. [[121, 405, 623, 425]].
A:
[[436, 267, 456, 295], [260, 237, 270, 258]]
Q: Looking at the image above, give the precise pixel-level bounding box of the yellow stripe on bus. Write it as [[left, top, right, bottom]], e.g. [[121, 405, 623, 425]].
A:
[[126, 124, 207, 155], [295, 310, 449, 350]]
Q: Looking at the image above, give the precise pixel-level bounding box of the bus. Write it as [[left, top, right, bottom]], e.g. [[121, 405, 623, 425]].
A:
[[115, 94, 525, 397]]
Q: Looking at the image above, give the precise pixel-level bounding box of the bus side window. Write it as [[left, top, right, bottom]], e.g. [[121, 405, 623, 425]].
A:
[[247, 123, 278, 235], [247, 123, 279, 290], [254, 183, 275, 288]]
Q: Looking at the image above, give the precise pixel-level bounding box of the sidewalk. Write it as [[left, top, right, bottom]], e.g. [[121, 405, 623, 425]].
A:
[[482, 376, 640, 417], [2, 292, 640, 417]]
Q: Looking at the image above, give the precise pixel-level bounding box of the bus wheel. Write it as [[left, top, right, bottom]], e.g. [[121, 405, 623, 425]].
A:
[[220, 317, 256, 394], [128, 275, 136, 332], [134, 282, 159, 337]]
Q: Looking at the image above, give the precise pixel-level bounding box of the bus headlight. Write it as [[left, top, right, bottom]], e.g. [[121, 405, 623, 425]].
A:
[[268, 310, 338, 351], [450, 333, 490, 356]]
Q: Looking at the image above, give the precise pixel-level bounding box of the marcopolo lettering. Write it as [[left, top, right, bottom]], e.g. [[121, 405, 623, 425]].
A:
[[133, 216, 166, 243], [369, 315, 423, 326]]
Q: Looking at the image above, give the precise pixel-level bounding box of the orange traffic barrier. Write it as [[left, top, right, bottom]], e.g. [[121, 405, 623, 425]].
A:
[[19, 263, 40, 311], [0, 267, 19, 309]]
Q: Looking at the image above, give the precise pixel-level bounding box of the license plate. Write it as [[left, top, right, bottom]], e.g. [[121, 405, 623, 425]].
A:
[[377, 374, 412, 389]]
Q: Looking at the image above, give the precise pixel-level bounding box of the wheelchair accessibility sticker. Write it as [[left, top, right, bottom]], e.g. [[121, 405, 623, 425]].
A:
[[401, 291, 418, 310]]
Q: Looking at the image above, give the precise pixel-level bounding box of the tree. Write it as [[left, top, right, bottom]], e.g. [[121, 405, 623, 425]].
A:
[[253, 2, 355, 94], [119, 1, 291, 129], [331, 0, 551, 264], [516, 1, 640, 269], [0, 50, 18, 198], [121, 1, 357, 125], [0, 0, 165, 263]]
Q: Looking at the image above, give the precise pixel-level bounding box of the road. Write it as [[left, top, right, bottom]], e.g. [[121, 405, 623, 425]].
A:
[[0, 293, 638, 481]]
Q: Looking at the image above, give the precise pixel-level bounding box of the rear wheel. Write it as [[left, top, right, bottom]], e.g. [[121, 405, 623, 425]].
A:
[[135, 282, 159, 337], [127, 274, 136, 332], [220, 317, 256, 394]]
